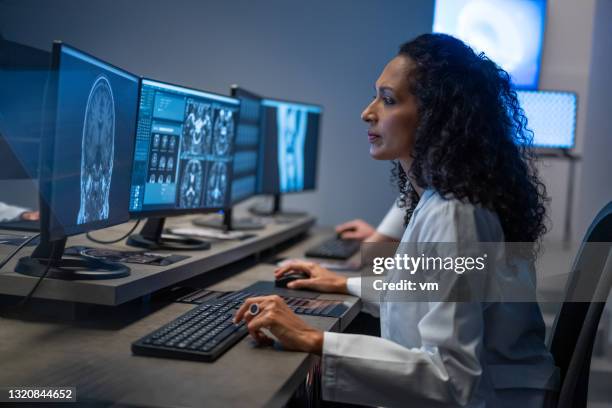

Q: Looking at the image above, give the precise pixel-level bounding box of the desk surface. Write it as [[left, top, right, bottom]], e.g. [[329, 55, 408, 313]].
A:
[[0, 227, 363, 408], [0, 212, 315, 305]]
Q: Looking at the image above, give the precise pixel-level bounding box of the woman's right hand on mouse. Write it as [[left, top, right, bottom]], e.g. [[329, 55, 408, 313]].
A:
[[274, 260, 348, 294], [335, 219, 375, 240]]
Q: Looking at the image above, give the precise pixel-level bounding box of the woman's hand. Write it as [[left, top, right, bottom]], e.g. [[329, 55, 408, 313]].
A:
[[20, 211, 39, 221], [274, 260, 348, 293], [233, 295, 323, 354], [335, 219, 375, 240]]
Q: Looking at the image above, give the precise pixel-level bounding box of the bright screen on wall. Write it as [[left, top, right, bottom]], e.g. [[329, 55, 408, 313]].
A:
[[433, 0, 546, 89], [517, 90, 577, 149]]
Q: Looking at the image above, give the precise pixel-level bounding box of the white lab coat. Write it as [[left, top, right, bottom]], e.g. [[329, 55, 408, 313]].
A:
[[376, 200, 406, 240], [0, 202, 28, 222], [322, 189, 559, 407]]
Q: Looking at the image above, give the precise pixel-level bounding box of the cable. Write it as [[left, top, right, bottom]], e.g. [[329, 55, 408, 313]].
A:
[[0, 233, 40, 271], [18, 240, 55, 308], [86, 220, 141, 245]]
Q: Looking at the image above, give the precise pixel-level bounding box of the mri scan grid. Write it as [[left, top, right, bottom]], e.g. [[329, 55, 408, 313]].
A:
[[129, 79, 238, 213]]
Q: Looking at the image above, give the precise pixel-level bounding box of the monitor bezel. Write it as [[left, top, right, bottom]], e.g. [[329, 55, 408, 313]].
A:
[[42, 41, 139, 241], [259, 95, 323, 196], [128, 77, 240, 218], [518, 88, 578, 152]]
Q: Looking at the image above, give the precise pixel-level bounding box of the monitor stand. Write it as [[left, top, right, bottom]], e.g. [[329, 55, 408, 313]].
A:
[[127, 217, 211, 251], [15, 237, 130, 280], [193, 208, 265, 231], [249, 194, 306, 217]]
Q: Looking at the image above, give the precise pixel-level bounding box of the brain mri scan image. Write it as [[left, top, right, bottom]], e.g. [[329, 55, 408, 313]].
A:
[[206, 161, 227, 207], [179, 159, 204, 208], [167, 157, 174, 171], [159, 156, 166, 171], [277, 105, 307, 192], [77, 75, 115, 225], [157, 174, 164, 183], [151, 152, 158, 168], [161, 135, 168, 150], [149, 173, 156, 183], [213, 109, 234, 157], [165, 174, 172, 183], [169, 136, 176, 151], [153, 134, 160, 148], [183, 100, 213, 155]]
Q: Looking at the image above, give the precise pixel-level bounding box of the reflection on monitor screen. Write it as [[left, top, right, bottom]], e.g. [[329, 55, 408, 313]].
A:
[[433, 0, 546, 89], [517, 90, 577, 149], [47, 44, 139, 239], [259, 99, 321, 194], [129, 79, 239, 214]]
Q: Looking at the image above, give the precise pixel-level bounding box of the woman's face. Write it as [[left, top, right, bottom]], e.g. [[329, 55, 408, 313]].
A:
[[361, 56, 419, 162]]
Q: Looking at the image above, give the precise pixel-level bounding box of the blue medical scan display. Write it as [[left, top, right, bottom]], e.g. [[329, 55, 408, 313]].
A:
[[48, 44, 139, 239], [230, 88, 261, 204], [129, 79, 239, 214], [433, 0, 546, 89], [259, 99, 321, 194], [518, 90, 577, 149]]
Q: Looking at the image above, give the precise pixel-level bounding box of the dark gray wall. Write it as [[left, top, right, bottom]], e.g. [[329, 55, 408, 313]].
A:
[[0, 0, 435, 226]]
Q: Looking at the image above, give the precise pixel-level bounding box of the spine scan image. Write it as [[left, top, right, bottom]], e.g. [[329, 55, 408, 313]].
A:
[[183, 99, 213, 155], [179, 159, 204, 208], [77, 75, 115, 225], [277, 105, 306, 192], [213, 108, 234, 157]]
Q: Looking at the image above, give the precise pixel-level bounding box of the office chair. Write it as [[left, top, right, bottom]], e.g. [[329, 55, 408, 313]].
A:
[[546, 201, 612, 408]]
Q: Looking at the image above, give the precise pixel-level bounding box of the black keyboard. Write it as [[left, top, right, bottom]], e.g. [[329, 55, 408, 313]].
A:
[[133, 284, 350, 362], [132, 298, 247, 362], [178, 287, 348, 318], [305, 237, 360, 260]]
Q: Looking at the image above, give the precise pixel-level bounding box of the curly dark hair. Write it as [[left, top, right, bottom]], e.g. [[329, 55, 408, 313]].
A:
[[392, 33, 548, 245]]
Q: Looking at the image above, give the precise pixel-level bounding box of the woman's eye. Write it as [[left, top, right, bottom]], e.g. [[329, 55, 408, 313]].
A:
[[383, 97, 395, 105]]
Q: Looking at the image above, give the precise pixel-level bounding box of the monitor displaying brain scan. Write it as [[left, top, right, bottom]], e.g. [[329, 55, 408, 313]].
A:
[[129, 79, 239, 214], [433, 0, 546, 89], [45, 43, 139, 240], [517, 90, 577, 149], [258, 99, 321, 194]]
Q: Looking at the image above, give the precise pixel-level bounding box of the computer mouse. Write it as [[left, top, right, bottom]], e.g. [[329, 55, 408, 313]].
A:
[[275, 271, 310, 288]]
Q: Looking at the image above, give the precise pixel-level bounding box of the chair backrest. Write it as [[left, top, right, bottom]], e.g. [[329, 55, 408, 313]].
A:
[[548, 201, 612, 408]]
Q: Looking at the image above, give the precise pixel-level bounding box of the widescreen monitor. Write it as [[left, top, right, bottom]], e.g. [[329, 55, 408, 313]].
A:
[[15, 42, 139, 279], [258, 98, 321, 195], [128, 79, 239, 216], [517, 89, 577, 149], [44, 43, 139, 241], [433, 0, 546, 89]]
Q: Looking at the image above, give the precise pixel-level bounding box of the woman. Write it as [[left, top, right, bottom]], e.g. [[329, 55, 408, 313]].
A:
[[234, 34, 558, 407]]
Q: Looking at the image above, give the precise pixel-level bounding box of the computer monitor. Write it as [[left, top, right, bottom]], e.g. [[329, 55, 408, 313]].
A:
[[193, 85, 265, 231], [517, 90, 577, 150], [229, 86, 262, 205], [433, 0, 546, 90], [127, 78, 239, 249], [15, 42, 139, 280], [252, 97, 322, 215]]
